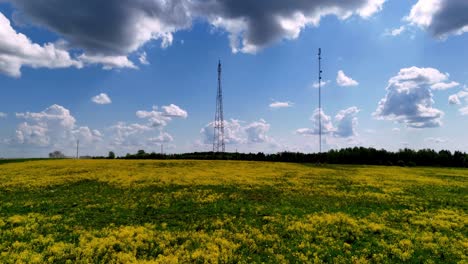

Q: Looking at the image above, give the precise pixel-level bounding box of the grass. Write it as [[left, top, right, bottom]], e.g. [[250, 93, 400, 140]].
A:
[[0, 160, 466, 263]]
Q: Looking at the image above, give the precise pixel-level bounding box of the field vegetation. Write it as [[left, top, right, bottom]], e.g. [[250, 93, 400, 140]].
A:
[[0, 160, 466, 263]]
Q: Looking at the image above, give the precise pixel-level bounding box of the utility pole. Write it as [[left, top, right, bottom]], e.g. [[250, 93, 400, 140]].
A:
[[213, 60, 225, 153], [76, 140, 79, 159], [318, 48, 322, 153]]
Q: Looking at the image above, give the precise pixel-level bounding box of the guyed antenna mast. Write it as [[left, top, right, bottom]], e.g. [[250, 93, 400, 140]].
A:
[[318, 48, 322, 153]]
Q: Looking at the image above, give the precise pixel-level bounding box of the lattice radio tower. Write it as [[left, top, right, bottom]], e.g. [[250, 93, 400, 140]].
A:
[[213, 60, 225, 152], [318, 48, 322, 153]]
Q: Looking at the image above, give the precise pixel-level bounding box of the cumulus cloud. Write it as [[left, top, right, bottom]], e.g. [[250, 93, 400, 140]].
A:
[[14, 104, 101, 147], [72, 126, 103, 145], [244, 119, 273, 143], [449, 87, 468, 115], [336, 70, 359, 87], [200, 0, 385, 53], [139, 52, 149, 65], [334, 107, 360, 137], [296, 107, 359, 138], [78, 54, 137, 70], [201, 119, 245, 145], [9, 0, 190, 55], [1, 0, 387, 76], [385, 26, 406, 36], [91, 93, 112, 105], [312, 80, 330, 89], [0, 112, 7, 118], [109, 122, 172, 148], [0, 12, 82, 77], [200, 118, 275, 146], [148, 132, 173, 144], [269, 101, 293, 109], [374, 67, 459, 128], [405, 0, 468, 37], [431, 81, 459, 90], [109, 103, 187, 148], [296, 109, 335, 136], [110, 122, 150, 146], [6, 0, 386, 63], [161, 104, 188, 118], [449, 94, 461, 105], [136, 104, 187, 128], [136, 108, 171, 128], [136, 109, 165, 127]]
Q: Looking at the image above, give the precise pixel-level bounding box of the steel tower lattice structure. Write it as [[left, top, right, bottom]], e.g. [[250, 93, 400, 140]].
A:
[[213, 60, 225, 152], [318, 48, 322, 153]]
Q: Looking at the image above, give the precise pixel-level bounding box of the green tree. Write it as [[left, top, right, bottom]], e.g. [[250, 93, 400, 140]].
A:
[[108, 151, 116, 159]]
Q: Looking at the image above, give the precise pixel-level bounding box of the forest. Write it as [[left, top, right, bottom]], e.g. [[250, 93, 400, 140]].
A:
[[118, 147, 468, 168]]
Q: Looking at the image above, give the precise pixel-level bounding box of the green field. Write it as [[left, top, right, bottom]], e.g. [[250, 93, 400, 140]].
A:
[[0, 160, 466, 263]]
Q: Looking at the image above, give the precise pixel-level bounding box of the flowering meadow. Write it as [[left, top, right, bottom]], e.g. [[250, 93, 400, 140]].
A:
[[0, 160, 466, 263]]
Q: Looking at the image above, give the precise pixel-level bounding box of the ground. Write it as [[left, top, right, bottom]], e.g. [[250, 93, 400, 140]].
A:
[[0, 160, 467, 263]]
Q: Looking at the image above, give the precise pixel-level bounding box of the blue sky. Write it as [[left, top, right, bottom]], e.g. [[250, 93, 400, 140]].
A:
[[1, 0, 468, 157]]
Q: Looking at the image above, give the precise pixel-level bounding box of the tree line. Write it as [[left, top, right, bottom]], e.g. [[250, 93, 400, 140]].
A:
[[114, 147, 468, 168]]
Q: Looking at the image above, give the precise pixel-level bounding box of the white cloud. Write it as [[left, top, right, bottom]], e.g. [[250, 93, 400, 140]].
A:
[[200, 118, 275, 146], [201, 119, 245, 145], [269, 101, 293, 109], [405, 0, 468, 37], [405, 0, 442, 28], [374, 67, 458, 128], [14, 104, 100, 148], [296, 107, 359, 138], [0, 12, 82, 77], [392, 127, 401, 132], [122, 104, 187, 146], [138, 51, 149, 65], [460, 106, 468, 115], [431, 81, 459, 90], [448, 94, 461, 105], [449, 87, 468, 114], [91, 93, 112, 105], [136, 108, 171, 128], [425, 137, 448, 144], [0, 112, 7, 118], [72, 127, 102, 145], [162, 104, 188, 118], [336, 70, 359, 87], [385, 26, 406, 36], [3, 0, 387, 76], [312, 80, 330, 89], [296, 109, 336, 136], [110, 122, 150, 145], [244, 119, 273, 143], [148, 132, 173, 144], [334, 107, 360, 137], [15, 122, 49, 146], [109, 121, 175, 149], [136, 104, 187, 129], [78, 54, 137, 70]]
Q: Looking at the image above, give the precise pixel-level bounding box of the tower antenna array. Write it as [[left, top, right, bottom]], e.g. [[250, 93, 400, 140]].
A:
[[213, 60, 225, 152], [318, 48, 322, 153]]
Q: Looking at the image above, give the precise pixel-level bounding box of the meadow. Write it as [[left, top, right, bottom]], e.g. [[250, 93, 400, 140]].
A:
[[0, 159, 466, 263]]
